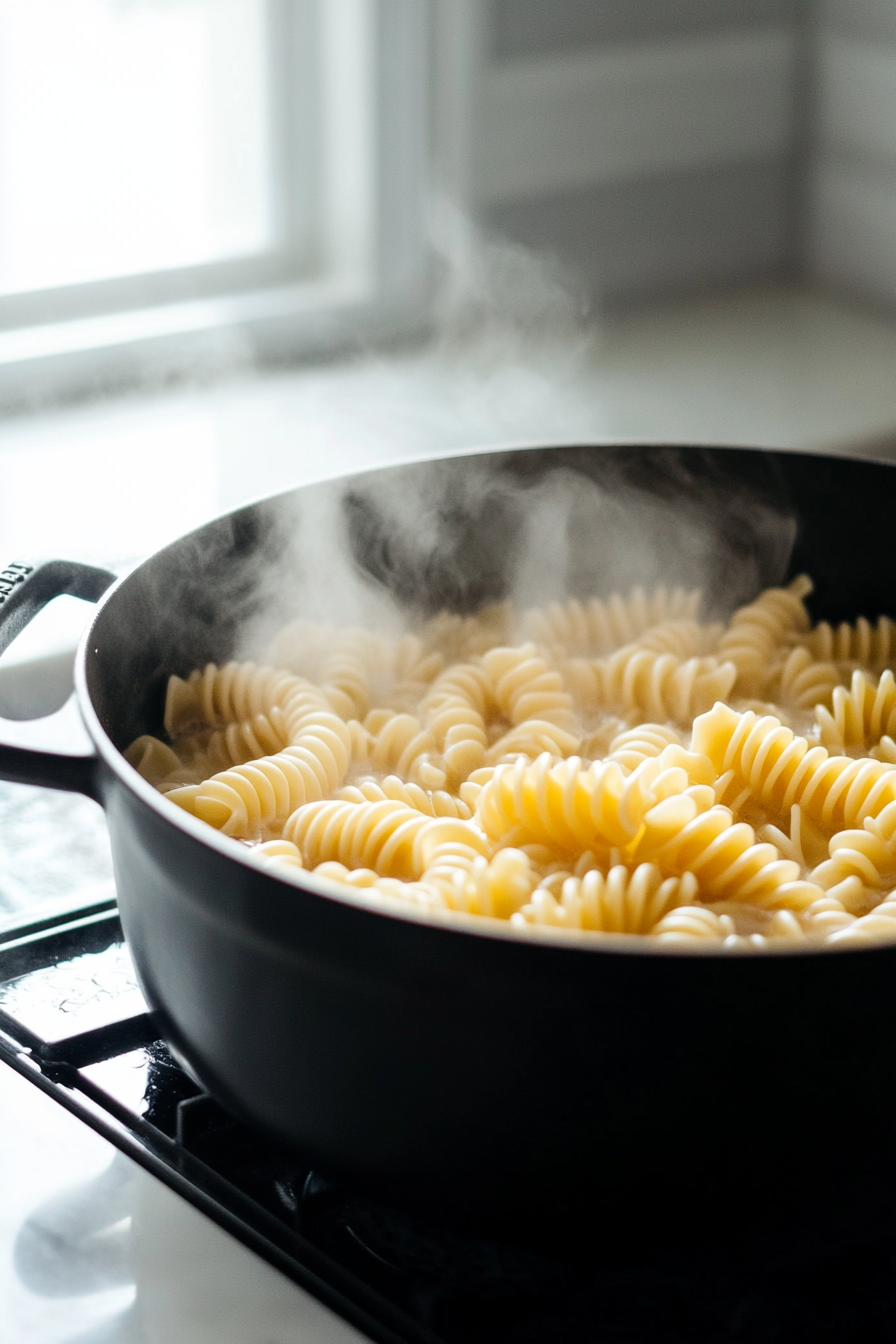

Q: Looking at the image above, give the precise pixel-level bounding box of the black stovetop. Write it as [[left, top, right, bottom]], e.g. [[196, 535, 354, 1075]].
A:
[[1, 901, 895, 1344]]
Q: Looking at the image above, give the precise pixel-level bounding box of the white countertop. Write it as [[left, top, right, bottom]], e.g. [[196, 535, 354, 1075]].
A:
[[0, 1060, 367, 1344]]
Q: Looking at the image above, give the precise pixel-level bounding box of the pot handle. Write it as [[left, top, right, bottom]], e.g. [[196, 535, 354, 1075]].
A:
[[0, 559, 117, 801]]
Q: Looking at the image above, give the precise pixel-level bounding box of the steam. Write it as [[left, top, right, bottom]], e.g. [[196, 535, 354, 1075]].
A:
[[231, 216, 798, 656], [236, 448, 797, 664], [429, 203, 595, 364]]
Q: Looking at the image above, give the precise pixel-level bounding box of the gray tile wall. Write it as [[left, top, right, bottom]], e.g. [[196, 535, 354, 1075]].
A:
[[490, 0, 798, 61], [476, 0, 803, 304], [818, 0, 896, 43], [485, 161, 797, 305], [811, 0, 896, 303]]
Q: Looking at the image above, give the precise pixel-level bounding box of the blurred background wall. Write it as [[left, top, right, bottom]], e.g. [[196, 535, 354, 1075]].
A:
[[446, 0, 804, 305], [811, 0, 896, 305], [435, 0, 896, 313]]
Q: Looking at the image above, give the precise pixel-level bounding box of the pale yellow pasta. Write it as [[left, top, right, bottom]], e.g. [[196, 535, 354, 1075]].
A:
[[127, 575, 896, 948], [361, 710, 444, 789], [420, 663, 491, 784], [523, 587, 701, 658], [717, 576, 812, 697], [634, 804, 821, 910], [804, 614, 896, 674], [694, 703, 896, 833], [652, 906, 735, 942], [176, 709, 290, 775], [827, 896, 896, 943], [815, 669, 896, 753], [336, 775, 472, 819], [475, 752, 682, 858], [511, 866, 698, 934], [124, 735, 183, 786], [416, 826, 529, 918], [169, 721, 351, 838], [164, 662, 297, 734], [586, 648, 737, 725], [420, 603, 513, 663], [629, 619, 724, 659], [268, 621, 444, 718], [772, 646, 842, 712], [284, 799, 439, 878], [486, 718, 582, 766], [482, 643, 578, 732], [604, 723, 686, 772]]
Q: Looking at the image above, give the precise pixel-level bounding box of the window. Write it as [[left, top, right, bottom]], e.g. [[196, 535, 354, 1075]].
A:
[[0, 0, 430, 405]]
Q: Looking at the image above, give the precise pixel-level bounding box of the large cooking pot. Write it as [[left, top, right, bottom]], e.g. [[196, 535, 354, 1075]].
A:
[[3, 443, 896, 1250]]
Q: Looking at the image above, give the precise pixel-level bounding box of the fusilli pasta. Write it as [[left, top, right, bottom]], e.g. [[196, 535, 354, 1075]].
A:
[[126, 575, 896, 947]]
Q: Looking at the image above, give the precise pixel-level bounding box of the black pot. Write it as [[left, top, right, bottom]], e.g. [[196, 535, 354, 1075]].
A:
[[2, 443, 896, 1250]]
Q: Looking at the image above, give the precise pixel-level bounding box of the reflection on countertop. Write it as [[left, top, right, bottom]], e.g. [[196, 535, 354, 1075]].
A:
[[0, 1063, 367, 1344]]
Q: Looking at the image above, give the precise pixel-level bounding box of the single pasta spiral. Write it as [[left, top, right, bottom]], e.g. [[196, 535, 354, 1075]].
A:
[[361, 709, 444, 790], [284, 799, 436, 878], [815, 669, 896, 753], [603, 723, 684, 772], [693, 703, 896, 833], [629, 619, 723, 659], [164, 662, 299, 734], [336, 775, 471, 819], [809, 826, 896, 910], [635, 803, 821, 910], [576, 648, 737, 725], [168, 716, 351, 839], [806, 614, 896, 674], [772, 647, 842, 712], [511, 865, 698, 934], [717, 576, 812, 697], [482, 643, 578, 731], [475, 751, 697, 859], [421, 663, 491, 785], [651, 906, 736, 942]]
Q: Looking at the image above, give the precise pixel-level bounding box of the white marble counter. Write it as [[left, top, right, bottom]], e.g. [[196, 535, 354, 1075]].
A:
[[0, 1061, 367, 1344]]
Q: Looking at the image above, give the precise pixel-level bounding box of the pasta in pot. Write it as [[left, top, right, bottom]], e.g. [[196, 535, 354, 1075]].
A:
[[125, 576, 896, 948]]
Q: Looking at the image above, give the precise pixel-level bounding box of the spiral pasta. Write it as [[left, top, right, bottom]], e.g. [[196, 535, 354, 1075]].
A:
[[420, 663, 491, 785], [805, 614, 896, 674], [815, 669, 896, 753], [511, 866, 698, 934], [717, 576, 812, 697], [588, 648, 737, 725], [127, 574, 896, 948], [523, 587, 701, 658], [693, 703, 896, 833], [482, 643, 578, 732]]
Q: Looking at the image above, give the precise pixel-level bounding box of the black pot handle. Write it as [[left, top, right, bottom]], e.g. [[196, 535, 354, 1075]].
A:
[[0, 559, 117, 801]]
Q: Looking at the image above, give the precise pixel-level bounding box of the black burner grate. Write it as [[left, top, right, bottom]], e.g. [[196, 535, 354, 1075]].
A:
[[2, 903, 896, 1344]]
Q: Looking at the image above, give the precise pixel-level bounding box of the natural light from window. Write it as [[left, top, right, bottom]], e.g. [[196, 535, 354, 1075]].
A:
[[0, 0, 273, 297]]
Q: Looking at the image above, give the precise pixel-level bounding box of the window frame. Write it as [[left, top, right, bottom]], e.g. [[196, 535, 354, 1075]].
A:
[[0, 0, 432, 410]]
